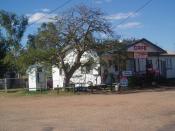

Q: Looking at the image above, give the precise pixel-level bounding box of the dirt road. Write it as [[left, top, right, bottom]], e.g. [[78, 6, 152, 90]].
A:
[[0, 90, 175, 131]]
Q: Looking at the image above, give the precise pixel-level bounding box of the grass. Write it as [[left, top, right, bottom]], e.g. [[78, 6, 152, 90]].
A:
[[0, 88, 76, 97]]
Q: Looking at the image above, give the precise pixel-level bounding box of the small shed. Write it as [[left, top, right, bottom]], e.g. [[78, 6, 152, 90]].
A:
[[27, 64, 47, 91]]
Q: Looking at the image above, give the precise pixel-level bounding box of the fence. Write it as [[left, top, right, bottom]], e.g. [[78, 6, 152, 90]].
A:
[[0, 78, 28, 92], [0, 79, 5, 90]]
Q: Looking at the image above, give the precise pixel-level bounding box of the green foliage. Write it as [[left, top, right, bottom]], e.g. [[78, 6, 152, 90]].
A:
[[0, 37, 8, 77], [21, 5, 112, 85], [128, 76, 138, 88], [0, 10, 28, 75], [18, 22, 59, 73], [0, 10, 28, 42], [18, 48, 56, 74], [97, 38, 138, 71], [27, 23, 59, 50]]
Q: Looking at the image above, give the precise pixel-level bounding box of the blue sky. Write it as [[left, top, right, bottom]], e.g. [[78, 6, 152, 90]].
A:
[[0, 0, 175, 51]]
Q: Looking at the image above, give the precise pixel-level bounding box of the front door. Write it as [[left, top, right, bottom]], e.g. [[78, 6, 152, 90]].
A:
[[36, 68, 46, 88], [135, 58, 146, 74], [160, 60, 166, 77]]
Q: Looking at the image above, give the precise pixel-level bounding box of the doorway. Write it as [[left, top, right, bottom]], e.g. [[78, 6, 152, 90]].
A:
[[160, 60, 166, 77]]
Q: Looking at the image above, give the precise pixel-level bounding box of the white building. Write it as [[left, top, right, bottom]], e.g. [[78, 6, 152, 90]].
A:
[[156, 53, 175, 78], [52, 50, 101, 89], [27, 64, 47, 91], [101, 38, 175, 83], [41, 38, 175, 89]]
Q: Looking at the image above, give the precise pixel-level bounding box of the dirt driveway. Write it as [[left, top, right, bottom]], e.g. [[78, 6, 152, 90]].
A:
[[0, 89, 175, 131]]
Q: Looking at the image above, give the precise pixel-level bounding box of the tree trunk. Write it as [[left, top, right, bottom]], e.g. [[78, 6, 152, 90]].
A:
[[64, 74, 71, 87], [63, 63, 81, 87], [62, 51, 83, 87]]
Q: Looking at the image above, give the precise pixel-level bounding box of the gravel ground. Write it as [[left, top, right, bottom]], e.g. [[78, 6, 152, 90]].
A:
[[0, 89, 175, 131]]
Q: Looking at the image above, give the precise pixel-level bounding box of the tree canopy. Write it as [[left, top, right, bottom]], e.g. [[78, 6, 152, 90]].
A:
[[21, 5, 113, 85], [0, 10, 28, 76]]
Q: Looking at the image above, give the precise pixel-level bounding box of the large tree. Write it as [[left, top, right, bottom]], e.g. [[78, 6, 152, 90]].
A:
[[24, 5, 112, 86], [0, 33, 8, 78], [0, 10, 28, 76]]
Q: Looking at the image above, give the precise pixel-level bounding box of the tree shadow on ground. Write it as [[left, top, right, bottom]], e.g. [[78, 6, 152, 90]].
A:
[[158, 122, 175, 131], [84, 86, 175, 95]]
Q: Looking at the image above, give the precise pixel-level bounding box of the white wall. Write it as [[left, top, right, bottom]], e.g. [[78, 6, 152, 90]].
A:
[[52, 66, 101, 88], [160, 56, 175, 78], [52, 66, 64, 89], [148, 56, 175, 78], [52, 50, 101, 88], [28, 68, 37, 91], [64, 49, 99, 65], [70, 65, 101, 87], [166, 57, 175, 78], [28, 66, 47, 91]]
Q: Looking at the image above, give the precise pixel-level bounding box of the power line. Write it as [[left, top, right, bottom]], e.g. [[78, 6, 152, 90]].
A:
[[28, 0, 73, 27], [117, 0, 153, 26]]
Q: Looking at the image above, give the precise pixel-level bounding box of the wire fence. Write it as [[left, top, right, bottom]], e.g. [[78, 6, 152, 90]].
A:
[[0, 78, 121, 93], [0, 78, 28, 92], [0, 79, 5, 90]]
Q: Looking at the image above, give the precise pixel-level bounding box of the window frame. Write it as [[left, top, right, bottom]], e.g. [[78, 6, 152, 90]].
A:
[[165, 58, 172, 70]]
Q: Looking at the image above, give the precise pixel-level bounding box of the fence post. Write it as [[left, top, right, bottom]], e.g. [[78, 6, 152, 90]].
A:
[[4, 78, 7, 93], [46, 77, 47, 89], [26, 80, 28, 90]]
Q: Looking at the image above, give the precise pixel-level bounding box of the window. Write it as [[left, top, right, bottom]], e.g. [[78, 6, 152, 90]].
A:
[[37, 67, 42, 83], [37, 67, 42, 72], [37, 73, 40, 83], [166, 58, 172, 69], [146, 60, 152, 69], [81, 66, 86, 74], [126, 59, 134, 71], [81, 66, 92, 74], [86, 66, 91, 74], [59, 68, 62, 75]]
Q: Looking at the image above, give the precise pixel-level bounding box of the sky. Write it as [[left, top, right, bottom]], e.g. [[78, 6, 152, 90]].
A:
[[0, 0, 175, 52]]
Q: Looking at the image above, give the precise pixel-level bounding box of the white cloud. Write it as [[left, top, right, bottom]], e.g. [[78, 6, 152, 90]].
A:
[[94, 0, 112, 4], [41, 8, 50, 12], [27, 12, 57, 24], [117, 22, 142, 29], [106, 12, 138, 20]]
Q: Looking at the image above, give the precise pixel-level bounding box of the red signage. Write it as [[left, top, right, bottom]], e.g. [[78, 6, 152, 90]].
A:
[[120, 76, 128, 87], [134, 52, 148, 59], [134, 45, 147, 51]]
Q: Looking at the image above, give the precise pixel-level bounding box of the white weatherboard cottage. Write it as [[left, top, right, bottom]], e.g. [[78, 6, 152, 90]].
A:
[[126, 39, 175, 78], [101, 38, 175, 82], [52, 50, 101, 89]]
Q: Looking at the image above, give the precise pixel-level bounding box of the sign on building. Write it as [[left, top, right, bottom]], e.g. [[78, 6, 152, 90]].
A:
[[133, 44, 147, 51], [120, 76, 128, 87], [122, 71, 133, 77], [134, 52, 148, 59]]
